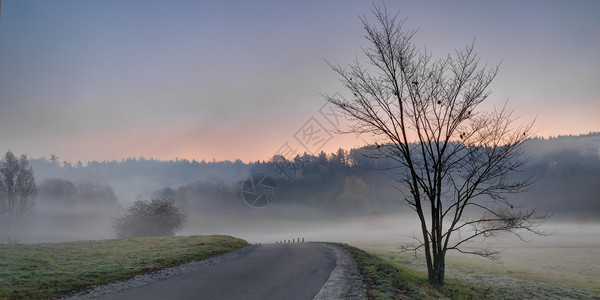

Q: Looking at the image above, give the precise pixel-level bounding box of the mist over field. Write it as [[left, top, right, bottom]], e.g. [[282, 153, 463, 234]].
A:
[[4, 133, 598, 245], [1, 1, 599, 298]]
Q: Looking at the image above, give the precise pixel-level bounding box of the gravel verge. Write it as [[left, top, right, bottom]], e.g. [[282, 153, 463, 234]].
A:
[[313, 243, 367, 300], [60, 245, 259, 299]]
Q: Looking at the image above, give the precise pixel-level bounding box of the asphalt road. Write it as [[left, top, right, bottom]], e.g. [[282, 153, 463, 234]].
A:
[[98, 243, 336, 300]]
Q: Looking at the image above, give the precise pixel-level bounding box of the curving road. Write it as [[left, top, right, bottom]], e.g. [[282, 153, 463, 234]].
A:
[[98, 243, 336, 300]]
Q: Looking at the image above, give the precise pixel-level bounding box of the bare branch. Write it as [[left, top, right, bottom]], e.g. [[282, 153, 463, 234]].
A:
[[325, 6, 548, 285]]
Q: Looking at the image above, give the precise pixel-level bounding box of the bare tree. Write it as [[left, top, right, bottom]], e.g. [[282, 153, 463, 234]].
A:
[[326, 6, 548, 285], [0, 151, 36, 243]]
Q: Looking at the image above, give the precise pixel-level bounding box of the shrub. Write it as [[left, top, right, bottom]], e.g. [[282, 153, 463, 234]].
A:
[[112, 198, 186, 238]]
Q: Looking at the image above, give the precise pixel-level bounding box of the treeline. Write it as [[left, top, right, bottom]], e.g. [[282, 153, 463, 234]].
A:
[[31, 132, 600, 220], [32, 148, 402, 218], [518, 133, 600, 219], [36, 178, 118, 207]]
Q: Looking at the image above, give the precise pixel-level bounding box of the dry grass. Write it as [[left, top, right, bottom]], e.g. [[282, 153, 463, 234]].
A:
[[343, 222, 600, 296], [356, 244, 600, 299]]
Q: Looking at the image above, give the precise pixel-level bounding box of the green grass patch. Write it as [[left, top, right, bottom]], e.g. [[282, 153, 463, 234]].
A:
[[0, 235, 249, 299], [337, 244, 496, 299], [336, 243, 425, 299]]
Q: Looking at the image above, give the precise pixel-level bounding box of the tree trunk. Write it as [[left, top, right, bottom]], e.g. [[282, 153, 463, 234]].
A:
[[8, 197, 14, 243], [421, 224, 434, 283], [431, 252, 446, 285], [425, 246, 434, 283]]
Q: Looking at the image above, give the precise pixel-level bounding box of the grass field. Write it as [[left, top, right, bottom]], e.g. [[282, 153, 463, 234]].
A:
[[0, 235, 249, 299], [293, 216, 599, 299], [339, 243, 504, 299], [340, 242, 600, 299]]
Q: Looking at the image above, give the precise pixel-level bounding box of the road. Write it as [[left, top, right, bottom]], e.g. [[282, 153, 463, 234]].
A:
[[98, 243, 336, 300]]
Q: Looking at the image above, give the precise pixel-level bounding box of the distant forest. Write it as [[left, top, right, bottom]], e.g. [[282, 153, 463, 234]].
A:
[[32, 132, 600, 221]]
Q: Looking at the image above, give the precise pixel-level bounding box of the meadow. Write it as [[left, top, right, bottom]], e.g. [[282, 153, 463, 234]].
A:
[[190, 213, 599, 298], [1, 213, 598, 299], [349, 221, 600, 299], [0, 235, 248, 299]]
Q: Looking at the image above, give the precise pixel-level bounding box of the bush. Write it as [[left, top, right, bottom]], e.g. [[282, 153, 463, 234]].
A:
[[112, 198, 186, 238]]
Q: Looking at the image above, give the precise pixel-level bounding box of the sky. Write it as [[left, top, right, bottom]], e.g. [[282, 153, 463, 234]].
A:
[[0, 0, 598, 163]]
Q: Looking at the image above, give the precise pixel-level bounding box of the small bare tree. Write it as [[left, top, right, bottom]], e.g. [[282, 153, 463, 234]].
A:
[[326, 6, 548, 285], [0, 151, 37, 243]]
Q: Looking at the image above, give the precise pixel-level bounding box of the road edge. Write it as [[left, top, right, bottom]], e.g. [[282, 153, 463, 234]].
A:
[[61, 244, 259, 299], [313, 243, 367, 300]]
